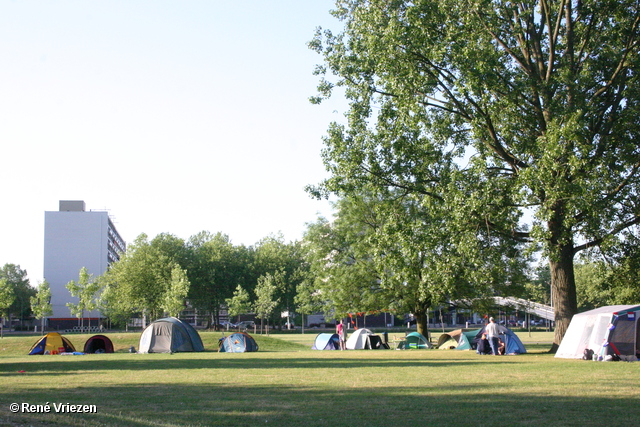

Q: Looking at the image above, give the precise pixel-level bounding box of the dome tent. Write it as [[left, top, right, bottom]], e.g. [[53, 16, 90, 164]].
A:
[[84, 335, 114, 353], [218, 332, 259, 353], [139, 317, 204, 353], [398, 332, 432, 349], [28, 332, 75, 355], [312, 333, 340, 350]]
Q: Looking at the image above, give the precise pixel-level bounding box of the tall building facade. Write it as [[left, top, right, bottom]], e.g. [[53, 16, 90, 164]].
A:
[[44, 200, 126, 328]]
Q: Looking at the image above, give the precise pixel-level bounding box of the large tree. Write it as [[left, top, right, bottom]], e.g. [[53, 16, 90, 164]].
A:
[[0, 278, 15, 337], [253, 234, 307, 328], [100, 233, 186, 327], [311, 0, 640, 349], [186, 231, 254, 328], [0, 264, 34, 325], [303, 193, 528, 337]]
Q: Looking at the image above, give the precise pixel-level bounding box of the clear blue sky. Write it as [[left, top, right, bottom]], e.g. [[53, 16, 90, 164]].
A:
[[0, 1, 346, 283]]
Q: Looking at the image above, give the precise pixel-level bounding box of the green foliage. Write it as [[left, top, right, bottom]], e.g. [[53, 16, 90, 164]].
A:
[[253, 271, 282, 325], [66, 267, 101, 327], [0, 278, 15, 319], [162, 266, 190, 317], [303, 192, 529, 336], [226, 285, 252, 321], [30, 280, 53, 319], [310, 0, 640, 345], [253, 234, 308, 324], [99, 233, 186, 325], [0, 264, 34, 320], [186, 231, 254, 325]]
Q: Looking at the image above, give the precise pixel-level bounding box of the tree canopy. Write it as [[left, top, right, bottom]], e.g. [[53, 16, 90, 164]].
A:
[[310, 0, 640, 348]]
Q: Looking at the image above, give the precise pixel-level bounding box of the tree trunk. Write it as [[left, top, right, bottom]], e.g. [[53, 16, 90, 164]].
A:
[[549, 242, 578, 352], [415, 310, 430, 341]]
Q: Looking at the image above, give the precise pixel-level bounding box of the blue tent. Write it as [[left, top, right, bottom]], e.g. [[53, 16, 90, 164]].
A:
[[218, 332, 259, 353], [468, 325, 526, 354], [312, 333, 340, 350]]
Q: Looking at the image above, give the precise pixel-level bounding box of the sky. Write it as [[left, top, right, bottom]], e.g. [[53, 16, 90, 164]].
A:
[[0, 1, 347, 283]]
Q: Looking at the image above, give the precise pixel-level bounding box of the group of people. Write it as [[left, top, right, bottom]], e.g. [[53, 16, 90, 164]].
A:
[[477, 317, 507, 355]]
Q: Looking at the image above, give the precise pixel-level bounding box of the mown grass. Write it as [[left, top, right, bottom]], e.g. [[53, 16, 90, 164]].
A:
[[0, 330, 638, 426]]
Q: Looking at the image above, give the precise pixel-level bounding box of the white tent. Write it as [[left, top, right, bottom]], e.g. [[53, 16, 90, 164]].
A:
[[346, 328, 373, 350], [555, 305, 640, 359]]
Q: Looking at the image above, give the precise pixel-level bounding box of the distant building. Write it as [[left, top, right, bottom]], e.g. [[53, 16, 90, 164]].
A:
[[43, 200, 126, 329]]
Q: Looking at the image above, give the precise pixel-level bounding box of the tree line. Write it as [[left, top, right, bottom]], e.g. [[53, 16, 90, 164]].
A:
[[1, 216, 638, 339]]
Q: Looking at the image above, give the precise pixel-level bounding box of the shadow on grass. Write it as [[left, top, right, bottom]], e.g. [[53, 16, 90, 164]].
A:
[[1, 380, 638, 427], [0, 354, 492, 375]]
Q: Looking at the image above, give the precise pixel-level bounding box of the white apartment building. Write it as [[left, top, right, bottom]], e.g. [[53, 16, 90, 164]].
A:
[[43, 200, 126, 329]]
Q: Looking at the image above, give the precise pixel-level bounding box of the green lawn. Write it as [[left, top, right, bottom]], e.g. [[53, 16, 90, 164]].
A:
[[0, 330, 637, 426]]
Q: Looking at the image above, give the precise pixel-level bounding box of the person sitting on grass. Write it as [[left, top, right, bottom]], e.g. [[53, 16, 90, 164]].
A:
[[497, 338, 506, 355], [477, 333, 491, 355]]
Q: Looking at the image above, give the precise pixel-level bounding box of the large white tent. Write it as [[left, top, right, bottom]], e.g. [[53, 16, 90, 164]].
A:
[[346, 328, 374, 350], [555, 305, 640, 359]]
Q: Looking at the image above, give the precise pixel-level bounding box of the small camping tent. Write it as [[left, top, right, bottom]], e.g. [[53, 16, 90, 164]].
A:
[[138, 317, 204, 354], [399, 332, 432, 349], [218, 332, 259, 353], [84, 335, 114, 354], [437, 329, 464, 349], [346, 328, 373, 349], [312, 333, 340, 350], [345, 328, 387, 349], [28, 332, 76, 355], [555, 305, 640, 360]]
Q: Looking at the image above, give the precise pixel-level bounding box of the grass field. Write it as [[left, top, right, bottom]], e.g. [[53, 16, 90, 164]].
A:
[[0, 330, 638, 426]]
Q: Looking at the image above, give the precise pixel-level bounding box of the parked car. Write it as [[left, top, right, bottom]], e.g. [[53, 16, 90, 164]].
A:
[[234, 321, 255, 329]]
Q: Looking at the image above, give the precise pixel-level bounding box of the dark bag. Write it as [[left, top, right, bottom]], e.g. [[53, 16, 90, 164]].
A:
[[582, 348, 594, 360]]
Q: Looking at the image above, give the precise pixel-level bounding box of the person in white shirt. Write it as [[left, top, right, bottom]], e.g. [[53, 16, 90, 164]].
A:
[[485, 317, 505, 356]]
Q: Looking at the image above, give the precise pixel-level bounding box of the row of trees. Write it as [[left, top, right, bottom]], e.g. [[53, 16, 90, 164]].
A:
[[81, 231, 307, 329], [1, 220, 637, 340]]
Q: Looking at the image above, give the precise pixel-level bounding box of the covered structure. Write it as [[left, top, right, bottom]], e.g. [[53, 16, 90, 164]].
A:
[[83, 335, 114, 353], [398, 332, 432, 349], [138, 317, 204, 354], [218, 332, 259, 353], [28, 332, 76, 355], [345, 328, 387, 349], [312, 333, 340, 350], [555, 305, 640, 360]]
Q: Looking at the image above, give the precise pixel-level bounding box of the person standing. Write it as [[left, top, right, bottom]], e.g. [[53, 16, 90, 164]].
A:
[[336, 320, 347, 350], [485, 317, 503, 356]]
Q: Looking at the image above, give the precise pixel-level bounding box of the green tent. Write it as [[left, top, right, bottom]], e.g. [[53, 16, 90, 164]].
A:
[[456, 329, 483, 350], [437, 328, 482, 350], [399, 332, 432, 349]]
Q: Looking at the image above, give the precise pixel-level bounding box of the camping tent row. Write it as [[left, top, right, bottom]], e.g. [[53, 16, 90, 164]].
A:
[[28, 333, 114, 355], [437, 326, 527, 354], [30, 317, 206, 355], [555, 305, 640, 360], [139, 317, 260, 353], [29, 317, 260, 355]]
